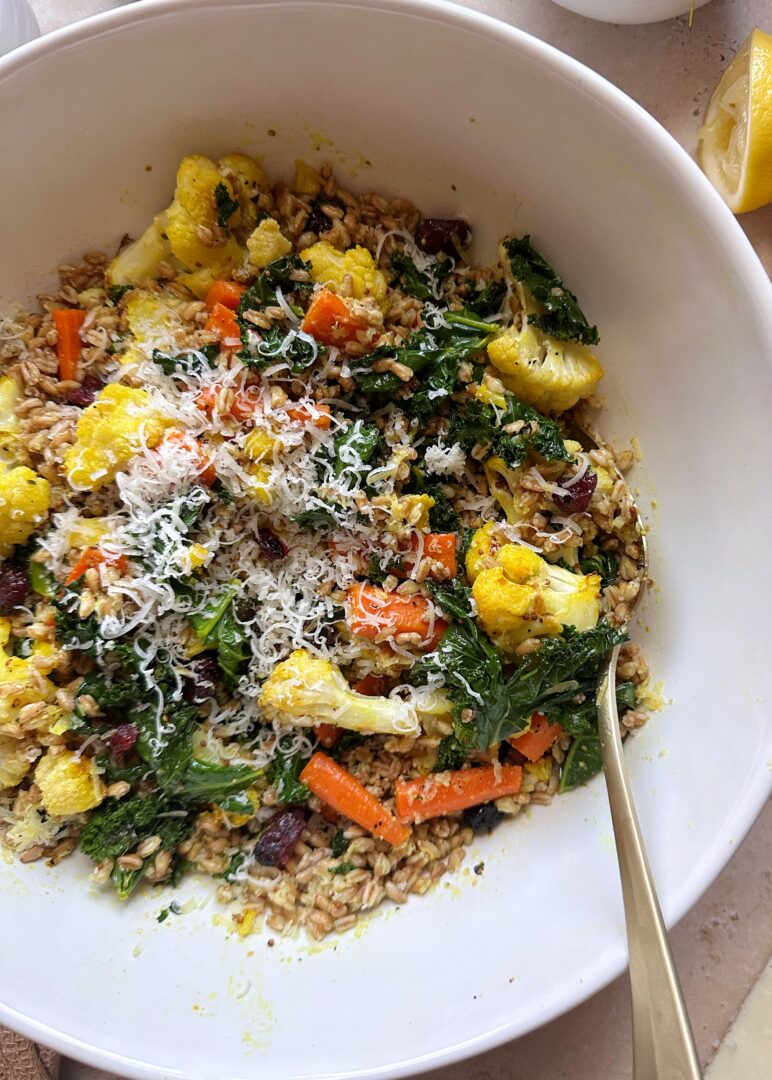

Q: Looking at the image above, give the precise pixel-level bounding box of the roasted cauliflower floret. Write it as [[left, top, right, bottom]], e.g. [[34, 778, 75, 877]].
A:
[[472, 542, 600, 651], [218, 152, 271, 237], [166, 154, 246, 297], [0, 375, 20, 462], [385, 494, 435, 538], [0, 735, 36, 790], [35, 748, 104, 816], [125, 291, 186, 357], [0, 465, 51, 558], [483, 456, 531, 525], [465, 521, 506, 582], [106, 212, 172, 289], [64, 384, 173, 491], [0, 619, 58, 732], [487, 322, 603, 414], [293, 159, 324, 197], [246, 218, 293, 270], [301, 241, 388, 308], [259, 649, 419, 737]]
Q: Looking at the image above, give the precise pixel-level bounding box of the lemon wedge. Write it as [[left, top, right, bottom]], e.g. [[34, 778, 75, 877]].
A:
[[698, 28, 772, 214]]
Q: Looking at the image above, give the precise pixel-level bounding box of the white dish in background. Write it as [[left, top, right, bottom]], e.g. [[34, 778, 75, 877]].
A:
[[0, 1, 770, 1079], [551, 0, 712, 24], [0, 0, 39, 57]]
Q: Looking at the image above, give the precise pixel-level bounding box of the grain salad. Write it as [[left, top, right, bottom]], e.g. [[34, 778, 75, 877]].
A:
[[0, 153, 650, 939]]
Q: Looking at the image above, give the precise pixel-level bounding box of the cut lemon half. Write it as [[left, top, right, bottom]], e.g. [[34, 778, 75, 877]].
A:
[[698, 28, 772, 214]]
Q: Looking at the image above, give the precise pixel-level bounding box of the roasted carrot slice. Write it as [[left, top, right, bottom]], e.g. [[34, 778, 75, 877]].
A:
[[300, 288, 368, 346], [300, 752, 410, 846], [395, 765, 523, 823], [205, 280, 245, 312], [345, 583, 447, 651], [65, 547, 128, 585], [205, 302, 241, 348], [285, 402, 332, 429], [510, 713, 563, 762], [53, 309, 86, 382]]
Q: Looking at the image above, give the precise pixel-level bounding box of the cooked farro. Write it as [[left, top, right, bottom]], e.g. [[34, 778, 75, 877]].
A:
[[0, 153, 650, 938]]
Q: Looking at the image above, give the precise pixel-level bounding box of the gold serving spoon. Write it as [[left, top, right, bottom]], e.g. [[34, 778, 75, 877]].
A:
[[574, 422, 702, 1080]]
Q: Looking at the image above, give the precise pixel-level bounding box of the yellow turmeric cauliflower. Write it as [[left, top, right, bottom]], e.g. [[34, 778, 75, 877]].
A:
[[166, 155, 246, 298], [0, 735, 36, 790], [64, 384, 173, 491], [35, 748, 104, 816], [0, 465, 51, 558], [218, 152, 271, 237], [246, 218, 292, 270], [483, 456, 531, 525], [301, 241, 388, 309], [293, 159, 323, 197], [470, 538, 600, 652], [0, 375, 20, 462], [260, 649, 419, 736], [0, 619, 57, 733], [487, 322, 603, 414], [124, 291, 188, 359], [106, 212, 172, 289]]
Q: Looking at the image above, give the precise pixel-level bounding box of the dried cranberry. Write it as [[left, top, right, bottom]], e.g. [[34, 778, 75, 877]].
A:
[[254, 807, 307, 868], [0, 562, 29, 614], [415, 218, 471, 256], [462, 802, 504, 834], [306, 195, 345, 236], [257, 529, 288, 562], [105, 723, 138, 760], [182, 654, 221, 704], [67, 374, 104, 407], [553, 470, 597, 514]]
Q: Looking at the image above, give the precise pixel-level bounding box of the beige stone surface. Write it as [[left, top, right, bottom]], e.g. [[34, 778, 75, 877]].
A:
[[19, 2, 772, 1078]]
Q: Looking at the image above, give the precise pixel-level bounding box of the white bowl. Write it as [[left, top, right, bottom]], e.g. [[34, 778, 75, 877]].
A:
[[1, 2, 770, 1078], [550, 0, 712, 24]]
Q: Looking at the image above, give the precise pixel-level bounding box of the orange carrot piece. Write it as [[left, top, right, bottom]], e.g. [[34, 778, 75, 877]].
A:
[[205, 280, 245, 312], [160, 430, 217, 486], [352, 673, 389, 696], [300, 752, 410, 846], [65, 547, 128, 585], [195, 385, 262, 422], [205, 302, 241, 348], [53, 309, 86, 382], [285, 402, 332, 429], [510, 712, 563, 763], [300, 288, 368, 346], [396, 533, 458, 580], [345, 583, 447, 651], [395, 765, 523, 824], [314, 723, 343, 749]]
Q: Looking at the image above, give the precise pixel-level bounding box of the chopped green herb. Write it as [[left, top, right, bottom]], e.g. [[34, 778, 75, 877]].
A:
[[580, 551, 619, 588], [330, 829, 349, 857], [214, 182, 239, 227], [107, 284, 133, 304], [329, 861, 357, 875]]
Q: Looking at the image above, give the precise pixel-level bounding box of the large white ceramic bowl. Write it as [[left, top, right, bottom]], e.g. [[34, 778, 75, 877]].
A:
[[1, 2, 770, 1078]]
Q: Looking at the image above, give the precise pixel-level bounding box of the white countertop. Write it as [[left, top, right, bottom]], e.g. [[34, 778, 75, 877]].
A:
[[20, 3, 772, 1078]]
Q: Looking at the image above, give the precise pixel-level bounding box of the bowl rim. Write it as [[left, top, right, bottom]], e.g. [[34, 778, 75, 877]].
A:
[[1, 1, 771, 1077]]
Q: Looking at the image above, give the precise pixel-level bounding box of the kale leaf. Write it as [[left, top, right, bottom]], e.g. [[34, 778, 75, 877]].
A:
[[425, 578, 474, 622], [238, 254, 312, 314], [448, 395, 573, 467], [186, 582, 250, 692], [580, 551, 619, 588], [503, 236, 599, 346], [426, 485, 459, 532], [468, 280, 507, 318], [151, 345, 218, 377], [352, 311, 492, 411], [214, 182, 239, 227], [434, 734, 467, 773], [414, 621, 627, 750], [107, 284, 133, 304], [331, 420, 383, 485], [292, 503, 343, 531], [390, 251, 449, 301], [175, 759, 263, 802], [267, 740, 310, 804]]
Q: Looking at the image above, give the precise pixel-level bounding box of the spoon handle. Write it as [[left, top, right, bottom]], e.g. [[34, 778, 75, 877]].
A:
[[597, 646, 702, 1080]]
